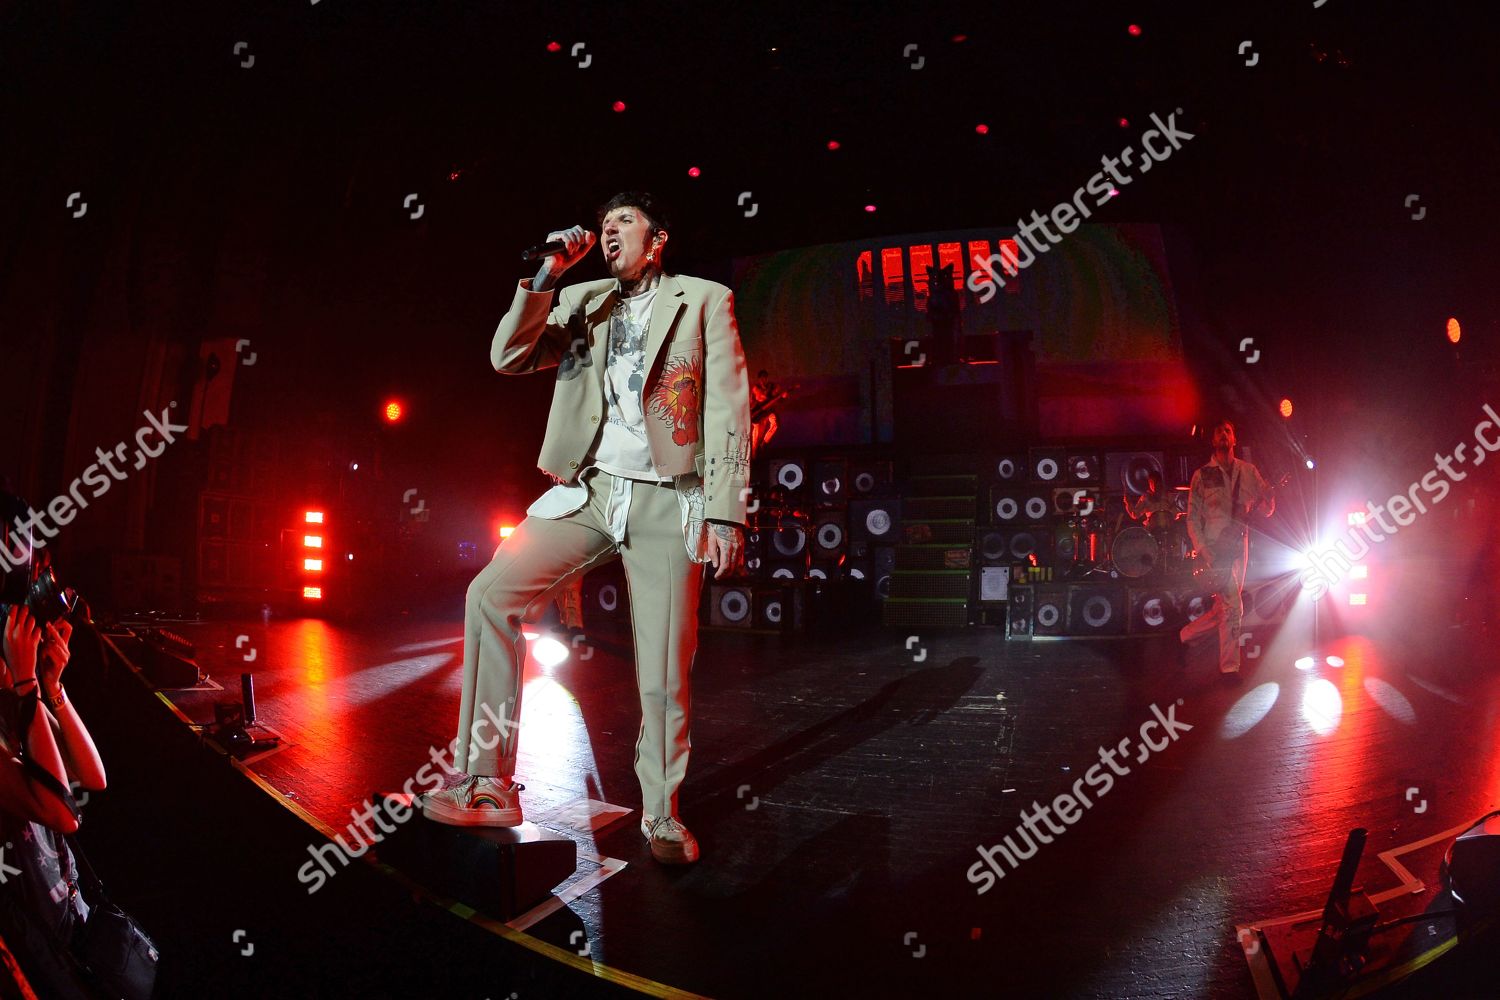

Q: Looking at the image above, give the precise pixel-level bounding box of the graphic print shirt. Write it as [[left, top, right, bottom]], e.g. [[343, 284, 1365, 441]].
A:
[[587, 286, 672, 482]]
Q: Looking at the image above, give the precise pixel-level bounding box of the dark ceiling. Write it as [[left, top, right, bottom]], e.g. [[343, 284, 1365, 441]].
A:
[[3, 1, 1497, 497]]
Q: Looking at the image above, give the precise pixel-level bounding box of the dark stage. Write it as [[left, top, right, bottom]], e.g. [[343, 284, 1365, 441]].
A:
[[5, 2, 1500, 998], [74, 558, 1499, 998]]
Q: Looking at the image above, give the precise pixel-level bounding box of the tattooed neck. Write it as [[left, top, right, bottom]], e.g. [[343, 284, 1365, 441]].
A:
[[619, 268, 662, 299]]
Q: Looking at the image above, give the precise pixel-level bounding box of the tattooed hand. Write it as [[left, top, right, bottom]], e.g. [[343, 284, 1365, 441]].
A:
[[705, 522, 743, 579]]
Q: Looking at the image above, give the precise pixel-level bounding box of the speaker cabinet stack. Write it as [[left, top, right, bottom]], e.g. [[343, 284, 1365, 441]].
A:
[[1065, 453, 1101, 487], [811, 457, 849, 506], [768, 457, 808, 495], [1006, 584, 1033, 639], [1128, 588, 1179, 634], [1032, 586, 1068, 637], [849, 459, 894, 497], [1105, 451, 1166, 496], [1067, 584, 1126, 636], [1028, 447, 1066, 486], [706, 582, 805, 632], [582, 562, 630, 632]]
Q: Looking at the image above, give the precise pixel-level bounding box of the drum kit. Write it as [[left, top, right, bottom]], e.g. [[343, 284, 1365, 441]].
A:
[[1055, 488, 1195, 582]]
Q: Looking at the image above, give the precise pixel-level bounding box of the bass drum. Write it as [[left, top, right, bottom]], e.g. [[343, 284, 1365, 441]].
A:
[[1110, 525, 1160, 579]]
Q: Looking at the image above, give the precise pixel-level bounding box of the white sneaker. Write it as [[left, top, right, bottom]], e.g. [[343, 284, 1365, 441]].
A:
[[421, 775, 524, 827], [641, 813, 700, 864]]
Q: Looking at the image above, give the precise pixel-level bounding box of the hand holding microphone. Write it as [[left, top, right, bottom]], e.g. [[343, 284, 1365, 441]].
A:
[[525, 225, 596, 273]]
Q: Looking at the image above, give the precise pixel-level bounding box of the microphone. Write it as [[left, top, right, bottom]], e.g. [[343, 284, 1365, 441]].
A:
[[521, 241, 565, 262]]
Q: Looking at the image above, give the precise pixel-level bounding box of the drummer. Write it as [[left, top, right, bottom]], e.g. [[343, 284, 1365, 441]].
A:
[[1124, 471, 1177, 534]]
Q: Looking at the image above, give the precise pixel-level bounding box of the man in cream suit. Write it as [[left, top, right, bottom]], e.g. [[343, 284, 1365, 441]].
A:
[[422, 192, 751, 864]]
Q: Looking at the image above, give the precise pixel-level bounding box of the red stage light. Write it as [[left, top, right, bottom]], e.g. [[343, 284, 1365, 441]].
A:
[[1279, 398, 1294, 418], [864, 204, 877, 213], [303, 586, 323, 600], [384, 401, 403, 423], [975, 124, 989, 135], [1118, 117, 1130, 128], [1128, 24, 1142, 37], [499, 524, 516, 539], [305, 510, 324, 524], [304, 558, 323, 572], [304, 535, 323, 548], [687, 166, 701, 177], [546, 41, 561, 52], [1447, 317, 1461, 344], [827, 140, 840, 150], [611, 100, 627, 112]]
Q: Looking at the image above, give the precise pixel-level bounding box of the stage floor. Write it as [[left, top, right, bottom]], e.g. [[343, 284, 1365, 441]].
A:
[[147, 581, 1500, 998]]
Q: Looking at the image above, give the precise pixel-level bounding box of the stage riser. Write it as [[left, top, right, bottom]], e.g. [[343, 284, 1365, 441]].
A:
[[374, 794, 576, 921]]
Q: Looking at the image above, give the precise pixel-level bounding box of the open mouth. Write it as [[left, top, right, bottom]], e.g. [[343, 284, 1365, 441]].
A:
[[606, 239, 623, 261]]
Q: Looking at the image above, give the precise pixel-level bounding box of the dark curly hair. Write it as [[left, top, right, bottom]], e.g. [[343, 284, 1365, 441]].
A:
[[596, 191, 672, 246]]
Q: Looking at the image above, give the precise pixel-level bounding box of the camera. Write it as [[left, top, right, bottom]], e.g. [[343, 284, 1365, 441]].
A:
[[1, 491, 78, 627], [2, 562, 78, 627]]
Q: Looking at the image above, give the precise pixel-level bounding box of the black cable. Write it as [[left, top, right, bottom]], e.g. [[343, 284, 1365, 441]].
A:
[[1368, 909, 1458, 935]]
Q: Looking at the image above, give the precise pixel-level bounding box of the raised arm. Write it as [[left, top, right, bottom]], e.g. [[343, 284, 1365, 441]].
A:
[[490, 226, 597, 373], [38, 620, 106, 793], [490, 278, 580, 373], [0, 608, 82, 833]]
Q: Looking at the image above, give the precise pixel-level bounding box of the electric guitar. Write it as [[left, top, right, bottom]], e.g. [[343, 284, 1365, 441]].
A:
[[1190, 471, 1289, 582], [751, 386, 793, 423]]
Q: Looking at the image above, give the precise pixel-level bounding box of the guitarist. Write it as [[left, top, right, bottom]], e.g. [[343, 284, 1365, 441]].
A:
[[1181, 420, 1276, 675], [750, 370, 787, 458]]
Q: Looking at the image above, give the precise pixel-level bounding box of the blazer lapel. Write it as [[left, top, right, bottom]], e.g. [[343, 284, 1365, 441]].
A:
[[644, 273, 686, 367], [583, 285, 617, 388]]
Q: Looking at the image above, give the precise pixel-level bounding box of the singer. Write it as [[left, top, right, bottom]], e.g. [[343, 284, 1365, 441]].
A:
[[420, 192, 751, 864]]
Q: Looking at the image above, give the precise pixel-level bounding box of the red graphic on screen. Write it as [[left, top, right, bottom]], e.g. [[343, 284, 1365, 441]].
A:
[[648, 357, 701, 446]]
